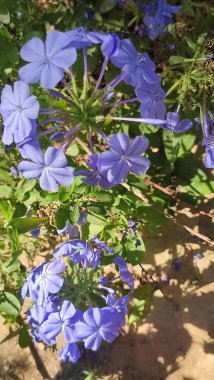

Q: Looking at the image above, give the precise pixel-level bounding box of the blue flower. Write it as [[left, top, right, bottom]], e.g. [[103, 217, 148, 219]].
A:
[[53, 239, 101, 268], [22, 259, 65, 304], [101, 33, 120, 58], [111, 39, 160, 85], [27, 304, 52, 345], [59, 343, 81, 363], [105, 293, 130, 328], [172, 259, 181, 271], [40, 300, 82, 343], [65, 27, 106, 49], [201, 111, 214, 168], [16, 121, 39, 158], [19, 31, 77, 89], [144, 0, 181, 41], [128, 220, 137, 232], [114, 255, 134, 292], [91, 236, 115, 255], [97, 133, 150, 185], [57, 211, 87, 238], [136, 81, 166, 119], [79, 154, 114, 190], [10, 166, 19, 178], [18, 145, 74, 192], [160, 112, 193, 133], [0, 81, 39, 145], [74, 307, 120, 351]]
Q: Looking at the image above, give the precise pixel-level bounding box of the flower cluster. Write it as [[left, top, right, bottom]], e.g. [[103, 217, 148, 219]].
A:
[[22, 238, 133, 362], [0, 27, 196, 194], [143, 0, 181, 41]]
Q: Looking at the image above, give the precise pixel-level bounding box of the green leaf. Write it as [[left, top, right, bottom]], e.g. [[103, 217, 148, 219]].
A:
[[169, 56, 186, 65], [163, 130, 180, 164], [19, 326, 31, 348], [0, 292, 21, 317], [0, 7, 10, 24], [177, 133, 196, 157], [66, 143, 79, 157], [0, 168, 14, 185], [123, 237, 145, 265], [179, 181, 214, 196], [98, 0, 116, 13], [55, 205, 70, 229], [87, 213, 107, 226], [0, 185, 13, 198], [69, 206, 80, 224], [9, 217, 48, 235], [128, 299, 146, 325], [8, 227, 21, 254], [15, 179, 37, 202], [93, 193, 114, 204], [2, 253, 20, 273], [0, 199, 13, 222]]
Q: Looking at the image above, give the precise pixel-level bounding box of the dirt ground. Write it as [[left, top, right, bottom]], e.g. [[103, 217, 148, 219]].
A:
[[0, 207, 214, 380]]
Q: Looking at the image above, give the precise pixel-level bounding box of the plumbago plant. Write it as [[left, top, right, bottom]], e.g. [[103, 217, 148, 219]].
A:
[[0, 13, 213, 370]]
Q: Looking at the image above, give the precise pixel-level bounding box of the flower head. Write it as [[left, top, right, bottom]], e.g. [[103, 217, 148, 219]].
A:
[[79, 154, 114, 190], [160, 112, 193, 133], [59, 343, 81, 363], [111, 39, 160, 85], [65, 27, 106, 49], [136, 81, 166, 119], [114, 255, 134, 292], [53, 239, 100, 268], [0, 81, 39, 145], [22, 258, 65, 305], [18, 145, 74, 192], [97, 133, 150, 185], [74, 307, 120, 351], [19, 31, 77, 89], [40, 300, 82, 343]]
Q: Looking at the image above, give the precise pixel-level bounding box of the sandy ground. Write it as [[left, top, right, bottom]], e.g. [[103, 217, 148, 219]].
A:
[[0, 207, 214, 380]]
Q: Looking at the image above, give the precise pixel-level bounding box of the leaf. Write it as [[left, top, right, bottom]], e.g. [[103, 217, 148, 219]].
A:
[[0, 292, 21, 317], [8, 227, 21, 254], [0, 184, 13, 198], [2, 253, 20, 273], [19, 326, 31, 348], [179, 181, 214, 196], [87, 213, 107, 226], [0, 7, 10, 24], [0, 199, 13, 222], [69, 206, 80, 225], [15, 179, 37, 202], [128, 299, 146, 325], [98, 0, 116, 13], [177, 133, 196, 157], [169, 56, 186, 65], [93, 193, 114, 204], [55, 205, 70, 229], [163, 130, 180, 164], [123, 237, 145, 265], [9, 217, 48, 235], [0, 168, 14, 185]]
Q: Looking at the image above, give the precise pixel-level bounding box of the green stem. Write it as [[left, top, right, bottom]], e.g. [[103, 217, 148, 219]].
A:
[[166, 78, 182, 96]]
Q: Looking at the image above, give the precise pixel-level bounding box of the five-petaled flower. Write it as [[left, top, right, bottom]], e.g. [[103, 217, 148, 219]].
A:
[[19, 31, 77, 89], [18, 145, 74, 192], [0, 81, 39, 144], [97, 132, 150, 185]]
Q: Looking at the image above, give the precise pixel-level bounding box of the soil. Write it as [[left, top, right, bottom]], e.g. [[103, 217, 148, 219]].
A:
[[0, 207, 214, 380]]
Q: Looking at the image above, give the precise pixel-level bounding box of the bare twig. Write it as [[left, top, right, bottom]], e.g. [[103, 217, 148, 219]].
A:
[[138, 264, 180, 310]]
